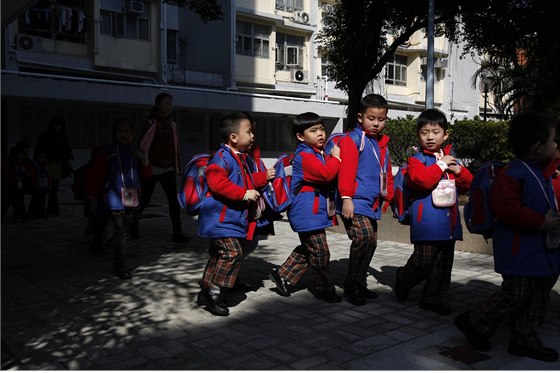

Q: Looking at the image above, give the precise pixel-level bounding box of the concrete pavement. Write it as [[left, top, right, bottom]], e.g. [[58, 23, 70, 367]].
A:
[[1, 180, 559, 370]]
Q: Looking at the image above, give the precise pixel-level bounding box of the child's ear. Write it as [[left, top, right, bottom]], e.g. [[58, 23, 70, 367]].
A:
[[229, 132, 238, 144], [443, 130, 450, 141], [357, 113, 363, 123], [295, 133, 305, 142]]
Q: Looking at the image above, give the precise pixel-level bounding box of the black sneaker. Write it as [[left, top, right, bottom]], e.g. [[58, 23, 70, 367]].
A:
[[269, 268, 291, 297], [343, 281, 365, 306], [197, 288, 229, 316], [454, 311, 491, 352], [508, 342, 559, 362], [115, 266, 133, 280], [362, 286, 378, 299], [314, 290, 342, 303]]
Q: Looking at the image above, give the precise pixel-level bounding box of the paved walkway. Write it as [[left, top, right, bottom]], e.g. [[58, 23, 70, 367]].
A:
[[2, 181, 559, 370]]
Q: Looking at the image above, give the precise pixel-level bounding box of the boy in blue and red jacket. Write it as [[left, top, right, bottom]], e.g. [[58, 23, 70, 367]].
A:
[[394, 109, 472, 315], [337, 94, 394, 305], [268, 112, 342, 303], [455, 113, 560, 363], [197, 112, 274, 317]]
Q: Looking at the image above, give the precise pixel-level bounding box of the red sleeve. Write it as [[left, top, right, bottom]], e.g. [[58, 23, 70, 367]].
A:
[[490, 172, 545, 230], [406, 156, 444, 191], [454, 166, 473, 193], [85, 152, 108, 199], [337, 136, 359, 197], [205, 163, 247, 201], [251, 171, 268, 189], [300, 152, 341, 184]]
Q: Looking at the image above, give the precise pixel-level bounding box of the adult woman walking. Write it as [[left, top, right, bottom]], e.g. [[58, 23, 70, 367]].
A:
[[131, 92, 190, 243], [34, 116, 73, 216]]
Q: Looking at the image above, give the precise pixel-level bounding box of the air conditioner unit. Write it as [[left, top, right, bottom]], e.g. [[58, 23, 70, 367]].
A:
[[16, 34, 43, 52], [292, 11, 310, 24], [129, 0, 144, 14], [434, 58, 448, 69], [322, 4, 334, 14], [291, 68, 308, 83]]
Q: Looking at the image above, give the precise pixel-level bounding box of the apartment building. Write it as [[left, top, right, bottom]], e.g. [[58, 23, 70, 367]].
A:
[[1, 0, 482, 165]]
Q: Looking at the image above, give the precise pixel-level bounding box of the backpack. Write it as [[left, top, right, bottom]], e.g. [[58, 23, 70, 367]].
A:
[[391, 152, 426, 225], [261, 153, 294, 213], [324, 131, 347, 155], [463, 161, 507, 238], [71, 144, 104, 201], [178, 153, 211, 216]]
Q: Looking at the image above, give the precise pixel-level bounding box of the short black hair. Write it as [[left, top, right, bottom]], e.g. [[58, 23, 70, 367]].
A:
[[155, 92, 172, 105], [292, 112, 323, 138], [358, 94, 388, 114], [509, 112, 557, 157], [219, 112, 250, 142], [416, 109, 448, 132]]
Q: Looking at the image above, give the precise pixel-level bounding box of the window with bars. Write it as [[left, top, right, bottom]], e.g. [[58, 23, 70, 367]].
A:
[[385, 54, 408, 86], [275, 32, 305, 70], [236, 21, 270, 58], [100, 1, 150, 40]]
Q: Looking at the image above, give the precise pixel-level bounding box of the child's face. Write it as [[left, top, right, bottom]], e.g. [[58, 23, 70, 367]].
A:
[[358, 107, 388, 137], [38, 153, 47, 162], [17, 148, 30, 160], [232, 119, 254, 152], [538, 127, 557, 161], [296, 123, 326, 150], [115, 122, 134, 145], [418, 123, 449, 152]]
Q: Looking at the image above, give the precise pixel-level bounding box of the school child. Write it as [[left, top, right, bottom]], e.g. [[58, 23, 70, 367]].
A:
[[268, 112, 342, 303], [336, 94, 394, 305], [1, 140, 34, 221], [27, 150, 51, 219], [393, 109, 473, 315], [455, 113, 560, 363], [85, 118, 151, 280], [197, 112, 274, 316]]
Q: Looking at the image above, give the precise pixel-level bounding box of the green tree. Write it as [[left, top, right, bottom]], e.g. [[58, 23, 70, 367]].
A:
[[454, 0, 560, 115], [318, 0, 464, 127], [166, 0, 225, 22]]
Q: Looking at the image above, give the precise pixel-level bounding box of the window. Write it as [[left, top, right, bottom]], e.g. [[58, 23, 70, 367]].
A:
[[167, 30, 177, 63], [275, 33, 305, 70], [320, 51, 330, 77], [236, 21, 270, 58], [385, 54, 407, 86], [100, 1, 150, 40], [275, 0, 304, 12]]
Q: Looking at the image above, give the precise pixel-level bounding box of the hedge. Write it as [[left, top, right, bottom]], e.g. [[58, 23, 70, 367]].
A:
[[384, 116, 514, 170]]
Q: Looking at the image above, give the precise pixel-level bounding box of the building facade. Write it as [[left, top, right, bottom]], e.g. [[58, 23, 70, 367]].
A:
[[1, 0, 482, 165]]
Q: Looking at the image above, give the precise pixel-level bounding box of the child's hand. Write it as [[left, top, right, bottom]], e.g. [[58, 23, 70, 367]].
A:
[[266, 167, 276, 181], [447, 164, 462, 174], [244, 189, 260, 202], [441, 155, 457, 167], [341, 198, 354, 219], [541, 210, 560, 232], [330, 144, 341, 158], [134, 150, 148, 163]]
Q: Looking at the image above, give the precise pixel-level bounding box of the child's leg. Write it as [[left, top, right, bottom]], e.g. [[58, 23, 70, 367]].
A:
[[299, 230, 335, 293], [510, 275, 558, 348], [111, 212, 129, 270], [343, 214, 377, 286], [398, 242, 435, 292], [469, 275, 539, 339], [203, 237, 243, 289], [421, 241, 455, 306], [278, 244, 309, 286]]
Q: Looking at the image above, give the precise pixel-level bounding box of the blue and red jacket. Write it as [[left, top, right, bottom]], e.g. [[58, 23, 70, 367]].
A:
[[86, 143, 151, 211], [287, 143, 341, 232], [336, 125, 394, 219], [491, 159, 560, 276], [406, 146, 472, 242], [198, 144, 267, 240]]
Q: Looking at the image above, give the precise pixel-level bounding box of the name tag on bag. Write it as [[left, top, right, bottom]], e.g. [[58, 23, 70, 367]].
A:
[[432, 179, 456, 207], [121, 187, 139, 208], [379, 172, 388, 197]]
